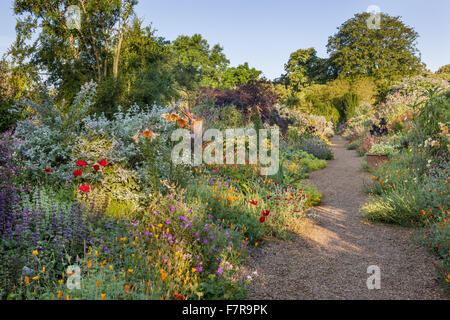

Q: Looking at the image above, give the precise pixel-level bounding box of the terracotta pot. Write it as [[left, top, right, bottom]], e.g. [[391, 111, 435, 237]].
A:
[[366, 153, 388, 169]]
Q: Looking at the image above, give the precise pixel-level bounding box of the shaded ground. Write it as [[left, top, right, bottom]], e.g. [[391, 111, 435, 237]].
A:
[[242, 136, 446, 299]]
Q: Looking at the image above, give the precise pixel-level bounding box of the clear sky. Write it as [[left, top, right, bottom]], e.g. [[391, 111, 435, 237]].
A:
[[1, 0, 449, 80]]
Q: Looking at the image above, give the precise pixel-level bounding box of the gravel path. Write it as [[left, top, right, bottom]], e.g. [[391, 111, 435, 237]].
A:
[[242, 135, 446, 299]]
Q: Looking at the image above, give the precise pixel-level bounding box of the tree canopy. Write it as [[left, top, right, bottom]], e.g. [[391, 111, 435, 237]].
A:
[[327, 13, 424, 80], [283, 48, 334, 90]]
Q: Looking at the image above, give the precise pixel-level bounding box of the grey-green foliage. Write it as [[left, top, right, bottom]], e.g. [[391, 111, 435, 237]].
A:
[[300, 136, 334, 160], [13, 82, 174, 188]]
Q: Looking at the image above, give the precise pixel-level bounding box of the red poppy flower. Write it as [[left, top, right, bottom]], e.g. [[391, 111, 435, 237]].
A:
[[259, 216, 265, 223], [262, 210, 270, 216], [45, 168, 51, 173], [93, 165, 100, 171], [250, 200, 258, 205], [98, 159, 108, 167], [173, 293, 186, 300], [76, 160, 87, 167], [78, 185, 90, 193], [73, 169, 83, 177]]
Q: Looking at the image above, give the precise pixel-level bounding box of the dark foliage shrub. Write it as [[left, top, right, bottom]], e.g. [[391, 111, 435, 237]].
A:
[[197, 79, 292, 134], [0, 99, 20, 133], [370, 118, 389, 136]]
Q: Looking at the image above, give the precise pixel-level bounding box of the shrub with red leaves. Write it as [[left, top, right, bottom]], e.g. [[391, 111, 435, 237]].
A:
[[197, 79, 292, 133]]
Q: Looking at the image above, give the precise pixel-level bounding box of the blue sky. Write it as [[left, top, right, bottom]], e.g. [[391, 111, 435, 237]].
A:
[[1, 0, 449, 80]]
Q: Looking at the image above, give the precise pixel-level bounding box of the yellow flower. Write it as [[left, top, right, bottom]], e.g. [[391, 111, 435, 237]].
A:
[[32, 250, 38, 256], [58, 279, 63, 285], [127, 269, 134, 274], [32, 276, 39, 281], [42, 266, 45, 272], [109, 265, 113, 271]]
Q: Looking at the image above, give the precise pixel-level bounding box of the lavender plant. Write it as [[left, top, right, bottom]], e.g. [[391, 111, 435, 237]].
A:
[[0, 188, 90, 299]]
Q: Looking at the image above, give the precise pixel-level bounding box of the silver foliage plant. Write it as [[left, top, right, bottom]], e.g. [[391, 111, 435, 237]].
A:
[[13, 81, 174, 189]]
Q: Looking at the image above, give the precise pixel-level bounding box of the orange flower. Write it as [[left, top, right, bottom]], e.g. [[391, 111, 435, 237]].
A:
[[57, 290, 62, 298], [133, 132, 141, 144], [176, 117, 188, 128], [161, 112, 171, 122], [87, 260, 92, 268], [100, 293, 106, 300], [142, 129, 157, 139], [125, 284, 130, 293], [96, 281, 100, 287], [173, 293, 186, 300], [24, 277, 29, 285], [169, 113, 179, 122]]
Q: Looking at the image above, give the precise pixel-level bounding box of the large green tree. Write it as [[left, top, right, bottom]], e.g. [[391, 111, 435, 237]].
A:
[[222, 62, 262, 89], [111, 18, 174, 108], [170, 34, 229, 109], [435, 64, 450, 81], [171, 34, 229, 90], [327, 12, 424, 80], [283, 48, 334, 91], [11, 0, 137, 105]]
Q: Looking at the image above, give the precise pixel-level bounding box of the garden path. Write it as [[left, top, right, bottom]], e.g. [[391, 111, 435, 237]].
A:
[[242, 135, 446, 299]]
